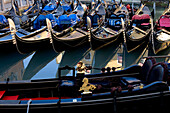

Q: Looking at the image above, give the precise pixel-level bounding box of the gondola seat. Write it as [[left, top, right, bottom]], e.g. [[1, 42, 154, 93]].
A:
[[21, 15, 29, 24], [2, 95, 19, 100], [121, 57, 156, 86], [0, 90, 5, 99], [58, 15, 72, 30], [92, 14, 100, 27], [121, 57, 168, 86], [13, 16, 20, 28], [132, 14, 150, 30], [120, 61, 169, 95], [159, 15, 170, 28], [146, 62, 168, 84], [122, 61, 168, 86], [108, 14, 125, 29]]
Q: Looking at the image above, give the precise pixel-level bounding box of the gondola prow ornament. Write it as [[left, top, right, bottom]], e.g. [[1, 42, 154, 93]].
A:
[[46, 18, 53, 43], [79, 78, 96, 94], [8, 18, 17, 44], [87, 16, 91, 42]]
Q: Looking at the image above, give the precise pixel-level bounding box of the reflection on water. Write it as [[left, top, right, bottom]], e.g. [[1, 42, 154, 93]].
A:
[[122, 44, 148, 68], [1, 40, 169, 81], [0, 3, 169, 81], [56, 44, 91, 77], [23, 47, 60, 80], [0, 50, 31, 81], [92, 41, 121, 73]]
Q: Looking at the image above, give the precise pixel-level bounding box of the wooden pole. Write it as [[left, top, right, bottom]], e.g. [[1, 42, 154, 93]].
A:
[[19, 0, 23, 7], [32, 0, 34, 5], [143, 55, 170, 59], [26, 0, 29, 6], [1, 0, 4, 11]]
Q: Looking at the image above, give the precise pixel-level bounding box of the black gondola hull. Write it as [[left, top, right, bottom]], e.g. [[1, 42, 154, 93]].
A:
[[15, 35, 50, 54], [124, 30, 151, 53], [90, 31, 123, 50], [14, 27, 50, 54], [51, 33, 89, 53], [0, 32, 16, 52], [153, 33, 170, 54], [0, 93, 168, 113], [0, 64, 169, 112]]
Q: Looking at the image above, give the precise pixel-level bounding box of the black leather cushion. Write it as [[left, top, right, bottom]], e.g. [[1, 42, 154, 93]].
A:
[[146, 63, 168, 84], [140, 57, 156, 81], [13, 16, 20, 26], [92, 14, 100, 26], [21, 15, 29, 24]]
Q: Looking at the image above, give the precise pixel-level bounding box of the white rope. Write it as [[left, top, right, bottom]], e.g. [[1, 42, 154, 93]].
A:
[[26, 99, 32, 113]]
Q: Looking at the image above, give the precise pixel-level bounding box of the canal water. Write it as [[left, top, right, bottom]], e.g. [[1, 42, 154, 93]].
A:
[[0, 3, 169, 82]]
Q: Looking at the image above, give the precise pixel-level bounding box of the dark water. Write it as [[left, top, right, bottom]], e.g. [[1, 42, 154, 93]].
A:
[[0, 4, 169, 82]]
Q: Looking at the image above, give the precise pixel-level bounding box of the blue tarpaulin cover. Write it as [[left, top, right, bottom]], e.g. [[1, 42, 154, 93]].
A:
[[43, 4, 56, 11], [62, 5, 72, 12], [33, 13, 80, 30], [58, 14, 80, 25], [0, 15, 8, 24], [33, 14, 58, 29]]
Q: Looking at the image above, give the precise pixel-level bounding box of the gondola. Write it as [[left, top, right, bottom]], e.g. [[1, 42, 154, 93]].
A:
[[123, 3, 152, 53], [0, 14, 24, 51], [47, 1, 93, 53], [89, 2, 128, 50], [2, 0, 20, 18], [152, 2, 170, 54], [22, 0, 41, 18], [0, 13, 41, 52], [53, 0, 85, 17], [42, 0, 58, 13], [0, 57, 169, 113], [8, 18, 50, 54]]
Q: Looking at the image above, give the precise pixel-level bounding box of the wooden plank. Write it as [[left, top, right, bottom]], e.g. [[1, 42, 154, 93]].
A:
[[135, 4, 145, 15], [143, 55, 170, 58], [114, 4, 124, 14], [133, 26, 147, 35]]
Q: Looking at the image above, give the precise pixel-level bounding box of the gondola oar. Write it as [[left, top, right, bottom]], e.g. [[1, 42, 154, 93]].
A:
[[143, 55, 170, 59], [150, 17, 156, 54]]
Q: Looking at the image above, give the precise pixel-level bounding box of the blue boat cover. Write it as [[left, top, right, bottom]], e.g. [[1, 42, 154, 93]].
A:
[[68, 14, 80, 24], [58, 14, 70, 25], [62, 5, 72, 12], [43, 4, 56, 11], [0, 15, 7, 24], [58, 14, 80, 25], [33, 14, 58, 29]]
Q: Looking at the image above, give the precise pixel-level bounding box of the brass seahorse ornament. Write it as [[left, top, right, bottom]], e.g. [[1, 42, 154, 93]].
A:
[[79, 78, 96, 94]]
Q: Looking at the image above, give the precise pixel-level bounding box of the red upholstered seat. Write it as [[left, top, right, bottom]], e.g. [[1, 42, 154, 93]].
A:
[[2, 95, 19, 100], [20, 97, 59, 100], [159, 15, 170, 27], [19, 96, 81, 100], [0, 91, 6, 99], [132, 14, 150, 20]]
